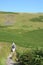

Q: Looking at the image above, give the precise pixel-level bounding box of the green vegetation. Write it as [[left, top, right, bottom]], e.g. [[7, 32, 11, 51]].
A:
[[30, 16, 43, 22], [0, 43, 11, 65], [0, 29, 43, 47], [17, 49, 42, 65], [0, 12, 43, 65], [0, 11, 19, 14]]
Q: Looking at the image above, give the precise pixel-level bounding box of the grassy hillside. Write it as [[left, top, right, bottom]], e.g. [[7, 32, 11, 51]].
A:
[[0, 12, 43, 65], [0, 12, 43, 47], [0, 29, 43, 48]]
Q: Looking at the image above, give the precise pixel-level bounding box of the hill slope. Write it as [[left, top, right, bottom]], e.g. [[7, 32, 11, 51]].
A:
[[0, 12, 43, 48], [0, 12, 43, 65]]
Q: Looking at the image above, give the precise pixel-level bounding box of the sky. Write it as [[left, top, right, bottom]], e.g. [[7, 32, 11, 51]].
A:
[[0, 0, 43, 13]]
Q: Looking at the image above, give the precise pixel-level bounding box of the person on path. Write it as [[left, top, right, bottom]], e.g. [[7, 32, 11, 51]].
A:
[[11, 42, 16, 53]]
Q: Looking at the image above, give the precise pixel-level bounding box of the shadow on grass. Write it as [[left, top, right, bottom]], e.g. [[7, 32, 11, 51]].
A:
[[30, 16, 43, 22]]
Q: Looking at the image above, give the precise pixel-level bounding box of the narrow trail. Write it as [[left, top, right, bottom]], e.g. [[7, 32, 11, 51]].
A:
[[6, 52, 19, 65], [6, 43, 18, 65]]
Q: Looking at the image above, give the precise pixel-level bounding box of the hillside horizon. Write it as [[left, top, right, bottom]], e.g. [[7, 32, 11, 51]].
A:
[[0, 11, 43, 14]]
